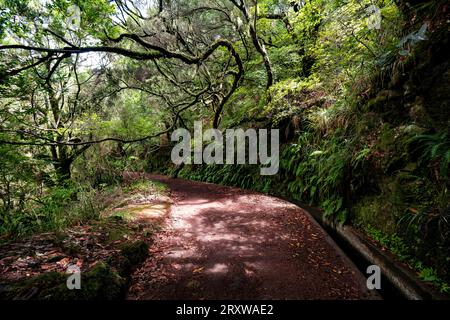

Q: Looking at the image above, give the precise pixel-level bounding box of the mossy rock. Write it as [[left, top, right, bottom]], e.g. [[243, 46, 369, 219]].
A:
[[119, 240, 149, 265], [7, 263, 126, 300], [353, 195, 400, 235], [373, 124, 417, 174], [4, 272, 66, 300], [107, 254, 132, 277], [69, 262, 126, 300]]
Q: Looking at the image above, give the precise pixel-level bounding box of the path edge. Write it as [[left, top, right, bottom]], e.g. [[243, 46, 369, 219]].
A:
[[303, 205, 449, 300]]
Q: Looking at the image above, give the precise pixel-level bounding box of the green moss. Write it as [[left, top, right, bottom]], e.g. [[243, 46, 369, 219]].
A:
[[93, 218, 130, 243], [109, 209, 135, 221], [122, 180, 168, 194], [119, 240, 149, 265], [5, 263, 126, 300], [5, 272, 66, 300], [69, 262, 126, 300], [353, 195, 399, 235]]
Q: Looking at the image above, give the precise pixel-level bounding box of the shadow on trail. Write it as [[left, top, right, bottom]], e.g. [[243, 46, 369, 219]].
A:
[[127, 174, 376, 300]]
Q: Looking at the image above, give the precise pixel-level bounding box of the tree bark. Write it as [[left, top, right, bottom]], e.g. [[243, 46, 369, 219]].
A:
[[232, 0, 274, 89]]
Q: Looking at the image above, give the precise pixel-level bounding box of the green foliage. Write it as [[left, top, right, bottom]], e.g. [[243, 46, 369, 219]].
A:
[[279, 132, 352, 222], [0, 183, 99, 237], [410, 132, 450, 180], [180, 164, 262, 191], [365, 224, 450, 293], [73, 144, 125, 188], [0, 0, 117, 44]]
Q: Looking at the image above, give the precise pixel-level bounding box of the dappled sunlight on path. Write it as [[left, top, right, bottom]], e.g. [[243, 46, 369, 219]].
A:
[[127, 175, 375, 300]]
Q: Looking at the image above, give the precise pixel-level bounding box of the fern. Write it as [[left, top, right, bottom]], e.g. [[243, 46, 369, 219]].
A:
[[411, 132, 450, 179]]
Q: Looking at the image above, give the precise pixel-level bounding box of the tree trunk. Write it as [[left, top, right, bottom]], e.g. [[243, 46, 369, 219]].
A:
[[233, 0, 274, 89], [55, 159, 72, 183]]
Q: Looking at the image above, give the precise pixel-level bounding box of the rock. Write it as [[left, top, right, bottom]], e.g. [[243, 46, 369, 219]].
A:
[[399, 124, 426, 135], [119, 241, 149, 265], [9, 263, 127, 300]]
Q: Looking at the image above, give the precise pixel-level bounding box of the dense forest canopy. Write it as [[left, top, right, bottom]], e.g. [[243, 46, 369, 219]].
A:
[[0, 0, 449, 296]]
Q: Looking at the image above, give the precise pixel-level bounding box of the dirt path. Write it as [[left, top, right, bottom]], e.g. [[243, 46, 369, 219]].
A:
[[127, 175, 376, 299]]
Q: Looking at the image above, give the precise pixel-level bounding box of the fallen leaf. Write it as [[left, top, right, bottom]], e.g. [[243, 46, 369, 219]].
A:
[[57, 257, 70, 267], [193, 266, 204, 274]]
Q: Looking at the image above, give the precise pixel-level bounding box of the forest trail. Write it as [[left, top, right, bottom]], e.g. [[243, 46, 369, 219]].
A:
[[127, 174, 376, 299]]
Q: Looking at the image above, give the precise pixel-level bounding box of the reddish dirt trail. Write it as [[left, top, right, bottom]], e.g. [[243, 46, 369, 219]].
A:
[[127, 175, 376, 300]]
